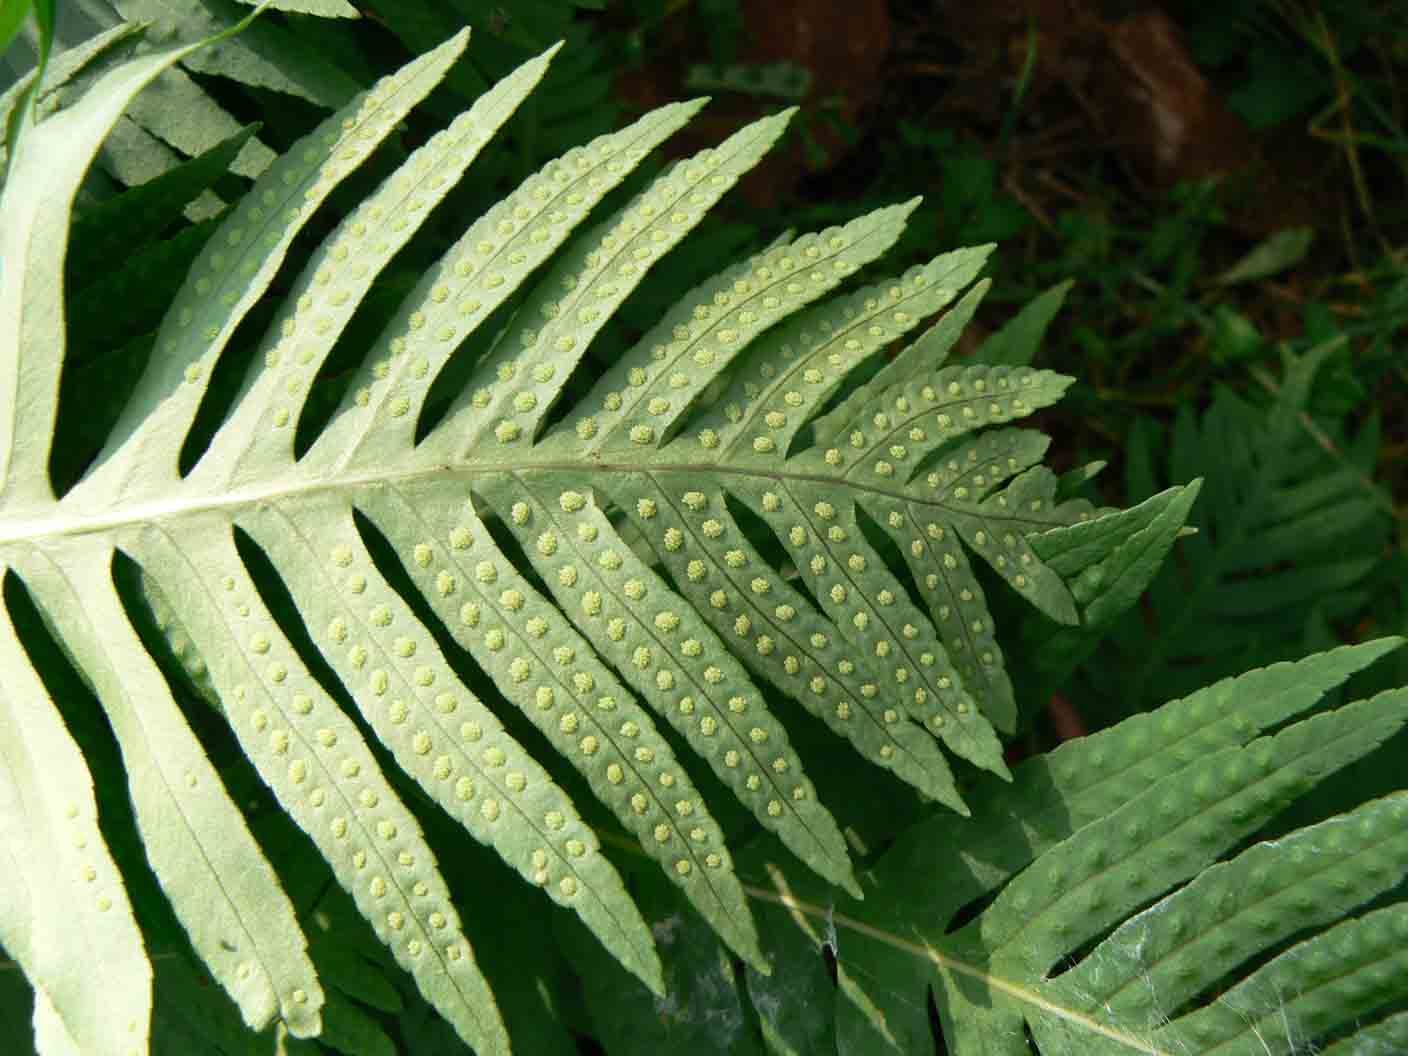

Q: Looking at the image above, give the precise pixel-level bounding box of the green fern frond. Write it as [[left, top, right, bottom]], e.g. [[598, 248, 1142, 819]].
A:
[[1101, 338, 1394, 710], [0, 16, 1194, 1053], [657, 640, 1405, 1056]]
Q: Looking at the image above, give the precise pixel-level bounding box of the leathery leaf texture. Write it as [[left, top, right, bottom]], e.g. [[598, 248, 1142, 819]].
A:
[[0, 16, 1190, 1055]]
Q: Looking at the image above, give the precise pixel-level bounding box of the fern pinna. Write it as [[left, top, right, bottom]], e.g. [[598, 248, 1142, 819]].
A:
[[19, 10, 1402, 1056]]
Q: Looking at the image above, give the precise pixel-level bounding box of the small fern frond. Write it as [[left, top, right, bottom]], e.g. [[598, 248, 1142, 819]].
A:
[[0, 18, 1195, 1052], [1103, 338, 1394, 709]]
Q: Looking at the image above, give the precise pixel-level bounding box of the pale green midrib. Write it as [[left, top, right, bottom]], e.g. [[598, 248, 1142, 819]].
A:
[[0, 459, 1059, 548]]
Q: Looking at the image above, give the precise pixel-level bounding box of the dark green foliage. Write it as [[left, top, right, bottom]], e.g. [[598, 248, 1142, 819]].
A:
[[1091, 340, 1396, 712]]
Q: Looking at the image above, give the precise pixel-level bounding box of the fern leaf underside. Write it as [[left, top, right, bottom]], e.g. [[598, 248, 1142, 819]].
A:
[[0, 22, 1204, 1054]]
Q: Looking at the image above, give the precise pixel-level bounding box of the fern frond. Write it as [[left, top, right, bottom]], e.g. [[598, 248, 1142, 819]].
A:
[[1101, 338, 1394, 710], [71, 27, 474, 504], [0, 17, 1192, 1052], [565, 641, 1406, 1056], [1014, 480, 1205, 697], [12, 539, 323, 1036], [131, 518, 513, 1053], [0, 574, 151, 1056]]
